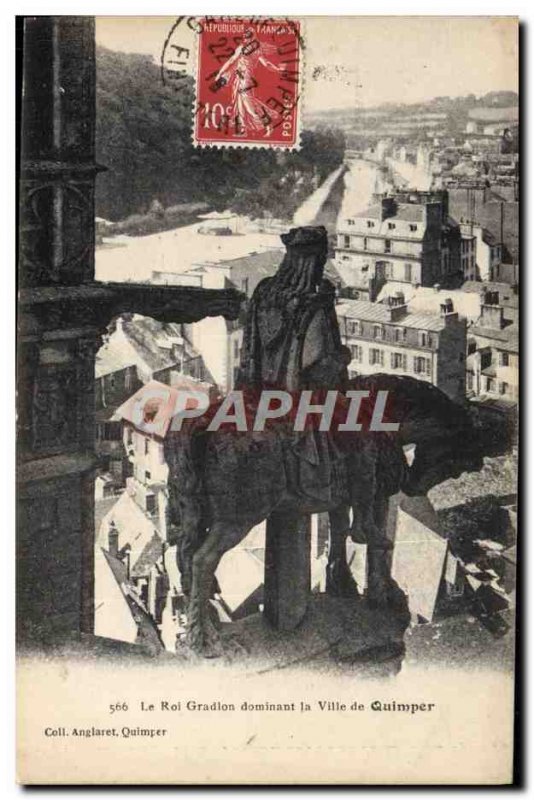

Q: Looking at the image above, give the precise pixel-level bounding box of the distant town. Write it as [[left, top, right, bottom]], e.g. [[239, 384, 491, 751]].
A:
[[93, 90, 518, 661]]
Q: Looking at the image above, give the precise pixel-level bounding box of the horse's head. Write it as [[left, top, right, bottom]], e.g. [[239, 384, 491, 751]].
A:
[[401, 429, 484, 495], [348, 373, 485, 496]]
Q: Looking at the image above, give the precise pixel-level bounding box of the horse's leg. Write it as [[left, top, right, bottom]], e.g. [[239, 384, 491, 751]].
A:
[[326, 506, 359, 598], [366, 490, 405, 610], [186, 520, 250, 657]]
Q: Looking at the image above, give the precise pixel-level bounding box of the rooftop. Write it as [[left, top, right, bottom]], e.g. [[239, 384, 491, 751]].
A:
[[113, 378, 212, 438], [337, 299, 452, 332], [470, 324, 518, 352], [462, 281, 518, 308], [353, 202, 426, 223]]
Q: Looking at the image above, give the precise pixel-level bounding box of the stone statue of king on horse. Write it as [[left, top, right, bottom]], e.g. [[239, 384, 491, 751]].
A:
[[164, 225, 483, 657]]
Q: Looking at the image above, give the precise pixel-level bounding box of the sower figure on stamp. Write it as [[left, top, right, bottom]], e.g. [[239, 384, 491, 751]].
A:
[[236, 225, 377, 602]]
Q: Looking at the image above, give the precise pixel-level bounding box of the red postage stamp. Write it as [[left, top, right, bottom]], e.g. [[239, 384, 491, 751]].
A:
[[193, 18, 302, 149]]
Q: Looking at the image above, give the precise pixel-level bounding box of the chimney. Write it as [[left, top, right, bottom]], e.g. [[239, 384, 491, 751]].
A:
[[386, 291, 407, 321], [480, 291, 504, 330], [108, 521, 119, 557], [440, 298, 454, 316], [439, 297, 458, 324], [381, 197, 397, 221]]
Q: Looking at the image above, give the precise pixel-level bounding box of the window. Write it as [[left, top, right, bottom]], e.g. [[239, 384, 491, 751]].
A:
[[349, 320, 361, 336], [373, 325, 383, 340], [409, 224, 417, 232], [145, 470, 152, 482], [341, 255, 350, 261], [146, 494, 156, 515], [384, 239, 391, 253], [404, 263, 412, 282], [240, 277, 249, 295], [363, 237, 368, 251], [367, 220, 375, 228], [144, 438, 150, 456], [233, 339, 240, 360], [391, 352, 406, 370], [125, 369, 132, 390], [414, 356, 430, 375], [350, 345, 363, 362], [343, 235, 350, 248], [419, 331, 429, 347], [394, 327, 403, 342], [346, 219, 355, 226], [384, 262, 393, 280], [500, 352, 510, 367], [486, 378, 495, 393], [500, 382, 509, 395], [370, 348, 383, 366], [388, 222, 396, 230], [125, 427, 133, 446]]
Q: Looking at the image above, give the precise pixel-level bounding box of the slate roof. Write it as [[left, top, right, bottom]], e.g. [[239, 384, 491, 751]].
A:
[[337, 299, 450, 332], [470, 324, 518, 353], [101, 548, 164, 650], [462, 281, 518, 309], [353, 203, 426, 223], [95, 339, 137, 378], [130, 532, 164, 579]]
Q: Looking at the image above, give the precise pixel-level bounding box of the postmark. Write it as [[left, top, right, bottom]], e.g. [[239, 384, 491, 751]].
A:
[[161, 17, 302, 150]]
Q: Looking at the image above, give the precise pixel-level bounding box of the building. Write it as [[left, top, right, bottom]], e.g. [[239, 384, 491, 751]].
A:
[[337, 292, 467, 401], [465, 106, 519, 137], [460, 221, 502, 281], [94, 537, 165, 652], [334, 190, 461, 301], [94, 316, 212, 494], [96, 494, 178, 651], [466, 289, 518, 405], [448, 187, 519, 266]]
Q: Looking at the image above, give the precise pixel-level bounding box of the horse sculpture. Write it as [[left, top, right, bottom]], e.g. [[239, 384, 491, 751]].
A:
[[165, 373, 483, 657]]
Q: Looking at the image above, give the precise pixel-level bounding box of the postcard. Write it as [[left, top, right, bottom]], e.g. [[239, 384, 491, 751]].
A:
[[16, 14, 519, 784]]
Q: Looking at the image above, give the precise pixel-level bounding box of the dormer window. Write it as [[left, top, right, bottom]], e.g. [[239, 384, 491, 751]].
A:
[[373, 324, 383, 340], [409, 224, 418, 232], [346, 219, 355, 226], [367, 221, 375, 228], [388, 222, 396, 230], [349, 320, 361, 336]]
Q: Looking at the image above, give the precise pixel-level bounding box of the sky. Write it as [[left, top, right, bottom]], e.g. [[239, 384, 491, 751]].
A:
[[95, 15, 518, 111]]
